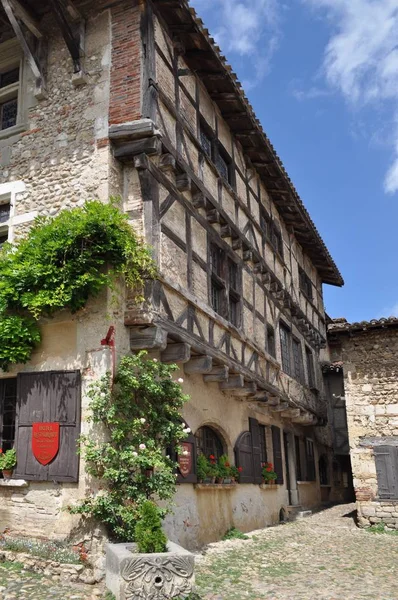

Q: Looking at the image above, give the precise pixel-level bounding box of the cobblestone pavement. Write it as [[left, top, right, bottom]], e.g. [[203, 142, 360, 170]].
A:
[[0, 561, 105, 600], [195, 503, 398, 600]]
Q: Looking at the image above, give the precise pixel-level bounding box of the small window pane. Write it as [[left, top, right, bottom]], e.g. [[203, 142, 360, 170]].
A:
[[211, 280, 222, 314], [1, 378, 17, 451], [229, 295, 239, 326], [0, 202, 10, 224], [0, 68, 19, 88], [200, 128, 212, 158], [216, 152, 229, 181], [267, 326, 276, 358], [1, 98, 18, 130], [306, 348, 316, 388], [195, 426, 224, 459], [228, 259, 238, 291], [0, 232, 8, 249], [305, 439, 316, 481], [279, 325, 291, 374], [210, 245, 223, 276], [292, 339, 304, 383]]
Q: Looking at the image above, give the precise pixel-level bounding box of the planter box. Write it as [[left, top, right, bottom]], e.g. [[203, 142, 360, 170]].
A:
[[106, 541, 195, 600]]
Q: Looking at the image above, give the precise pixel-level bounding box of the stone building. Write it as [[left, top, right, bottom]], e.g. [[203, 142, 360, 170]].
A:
[[327, 317, 398, 529], [0, 0, 345, 551]]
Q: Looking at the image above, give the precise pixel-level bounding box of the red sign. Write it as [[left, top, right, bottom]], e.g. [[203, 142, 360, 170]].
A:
[[178, 442, 193, 478], [32, 422, 60, 466]]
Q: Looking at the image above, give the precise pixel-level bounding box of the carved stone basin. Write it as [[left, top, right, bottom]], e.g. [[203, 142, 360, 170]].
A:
[[106, 541, 195, 600]]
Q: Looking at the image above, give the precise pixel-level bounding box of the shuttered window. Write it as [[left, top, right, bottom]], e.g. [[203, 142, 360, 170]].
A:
[[195, 425, 224, 460], [292, 338, 304, 383], [305, 438, 316, 481], [0, 378, 17, 452], [374, 445, 398, 499], [295, 435, 302, 481], [271, 425, 284, 484], [234, 418, 264, 484], [14, 371, 81, 482], [279, 324, 291, 375]]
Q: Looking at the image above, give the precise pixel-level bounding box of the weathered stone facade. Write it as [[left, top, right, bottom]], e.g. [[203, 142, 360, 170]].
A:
[[327, 319, 398, 529], [0, 0, 345, 554]]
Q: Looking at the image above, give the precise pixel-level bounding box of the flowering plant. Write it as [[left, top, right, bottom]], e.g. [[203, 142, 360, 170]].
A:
[[68, 351, 189, 543], [262, 462, 277, 482], [0, 448, 16, 471]]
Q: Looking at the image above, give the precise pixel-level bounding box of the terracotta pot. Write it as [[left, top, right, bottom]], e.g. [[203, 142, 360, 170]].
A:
[[215, 477, 223, 484], [2, 469, 13, 479]]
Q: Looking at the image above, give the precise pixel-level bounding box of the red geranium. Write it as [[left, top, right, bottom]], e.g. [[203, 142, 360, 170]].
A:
[[238, 466, 243, 472], [0, 449, 2, 454]]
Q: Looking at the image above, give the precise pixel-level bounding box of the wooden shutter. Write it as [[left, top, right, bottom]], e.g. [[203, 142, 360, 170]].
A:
[[249, 417, 263, 484], [374, 445, 398, 499], [272, 425, 284, 484], [14, 371, 81, 482], [234, 431, 254, 483]]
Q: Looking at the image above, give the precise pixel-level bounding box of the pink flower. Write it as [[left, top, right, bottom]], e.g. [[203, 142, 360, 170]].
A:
[[139, 444, 146, 450]]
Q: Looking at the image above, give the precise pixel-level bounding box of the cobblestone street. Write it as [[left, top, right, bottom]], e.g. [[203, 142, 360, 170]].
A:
[[195, 503, 398, 600], [0, 504, 397, 599]]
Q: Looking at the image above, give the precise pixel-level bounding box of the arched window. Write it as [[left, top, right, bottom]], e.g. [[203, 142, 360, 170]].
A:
[[195, 426, 224, 459], [319, 454, 329, 485]]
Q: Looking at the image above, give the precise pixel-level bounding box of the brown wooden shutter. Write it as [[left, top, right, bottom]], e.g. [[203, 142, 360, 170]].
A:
[[272, 425, 284, 484], [14, 371, 81, 482], [374, 445, 398, 499], [249, 417, 263, 484], [234, 431, 254, 483]]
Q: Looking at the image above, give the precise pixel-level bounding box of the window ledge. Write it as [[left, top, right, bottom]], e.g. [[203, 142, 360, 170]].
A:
[[0, 479, 29, 487], [297, 480, 315, 485], [0, 123, 26, 141], [194, 483, 237, 490], [259, 483, 279, 490]]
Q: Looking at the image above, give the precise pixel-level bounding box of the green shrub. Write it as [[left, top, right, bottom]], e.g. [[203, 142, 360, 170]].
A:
[[0, 200, 154, 370], [0, 448, 17, 470], [222, 527, 249, 541], [135, 500, 167, 553]]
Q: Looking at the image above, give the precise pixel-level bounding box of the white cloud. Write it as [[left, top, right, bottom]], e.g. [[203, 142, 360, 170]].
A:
[[302, 0, 398, 194], [189, 0, 281, 88]]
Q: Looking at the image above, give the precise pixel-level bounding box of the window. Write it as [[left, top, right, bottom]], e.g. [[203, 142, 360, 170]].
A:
[[272, 226, 283, 258], [0, 196, 11, 247], [299, 266, 313, 301], [234, 418, 263, 484], [292, 338, 304, 383], [267, 325, 276, 358], [306, 347, 316, 388], [200, 120, 213, 159], [210, 243, 241, 326], [305, 439, 316, 481], [0, 378, 17, 453], [259, 424, 267, 465], [374, 445, 398, 499], [295, 435, 302, 481], [319, 454, 329, 485], [260, 207, 283, 258], [279, 324, 291, 375], [195, 425, 224, 459], [0, 38, 23, 135], [271, 425, 284, 484]]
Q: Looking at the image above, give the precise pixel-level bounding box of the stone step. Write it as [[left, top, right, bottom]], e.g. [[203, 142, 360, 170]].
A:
[[295, 510, 313, 520]]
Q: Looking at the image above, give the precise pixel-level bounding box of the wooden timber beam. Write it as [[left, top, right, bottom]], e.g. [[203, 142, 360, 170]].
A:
[[280, 408, 301, 419], [10, 0, 42, 38], [203, 365, 229, 382], [219, 374, 244, 391], [270, 402, 289, 412], [229, 382, 257, 397], [130, 325, 168, 351], [161, 342, 191, 364], [48, 0, 83, 73], [1, 0, 43, 84], [184, 355, 213, 374]]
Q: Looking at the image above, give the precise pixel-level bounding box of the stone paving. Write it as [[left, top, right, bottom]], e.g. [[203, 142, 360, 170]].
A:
[[1, 504, 398, 599], [194, 503, 398, 600], [0, 560, 105, 600]]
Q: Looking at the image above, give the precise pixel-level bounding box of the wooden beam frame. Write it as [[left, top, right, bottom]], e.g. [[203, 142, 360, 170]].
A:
[[10, 0, 42, 38], [161, 342, 191, 364], [184, 355, 213, 374], [48, 0, 84, 73]]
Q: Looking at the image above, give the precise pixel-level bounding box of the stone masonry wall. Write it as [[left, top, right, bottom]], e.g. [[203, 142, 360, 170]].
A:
[[330, 327, 398, 526]]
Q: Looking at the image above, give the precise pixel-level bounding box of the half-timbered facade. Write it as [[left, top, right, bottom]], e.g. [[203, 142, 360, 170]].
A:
[[0, 0, 344, 551]]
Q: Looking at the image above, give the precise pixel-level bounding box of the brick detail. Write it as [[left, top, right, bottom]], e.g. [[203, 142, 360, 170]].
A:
[[109, 0, 142, 125]]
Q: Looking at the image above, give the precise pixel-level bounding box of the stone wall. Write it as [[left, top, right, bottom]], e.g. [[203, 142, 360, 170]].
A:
[[357, 501, 398, 530], [329, 327, 398, 524]]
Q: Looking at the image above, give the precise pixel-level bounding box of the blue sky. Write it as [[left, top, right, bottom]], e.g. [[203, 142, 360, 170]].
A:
[[189, 0, 398, 322]]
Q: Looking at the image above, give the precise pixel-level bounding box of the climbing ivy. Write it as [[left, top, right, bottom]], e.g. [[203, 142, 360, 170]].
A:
[[0, 200, 154, 370]]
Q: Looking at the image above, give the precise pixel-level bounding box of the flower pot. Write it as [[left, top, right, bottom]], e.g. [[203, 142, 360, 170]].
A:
[[2, 469, 13, 479], [223, 477, 232, 484], [203, 477, 214, 484], [215, 477, 223, 484]]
